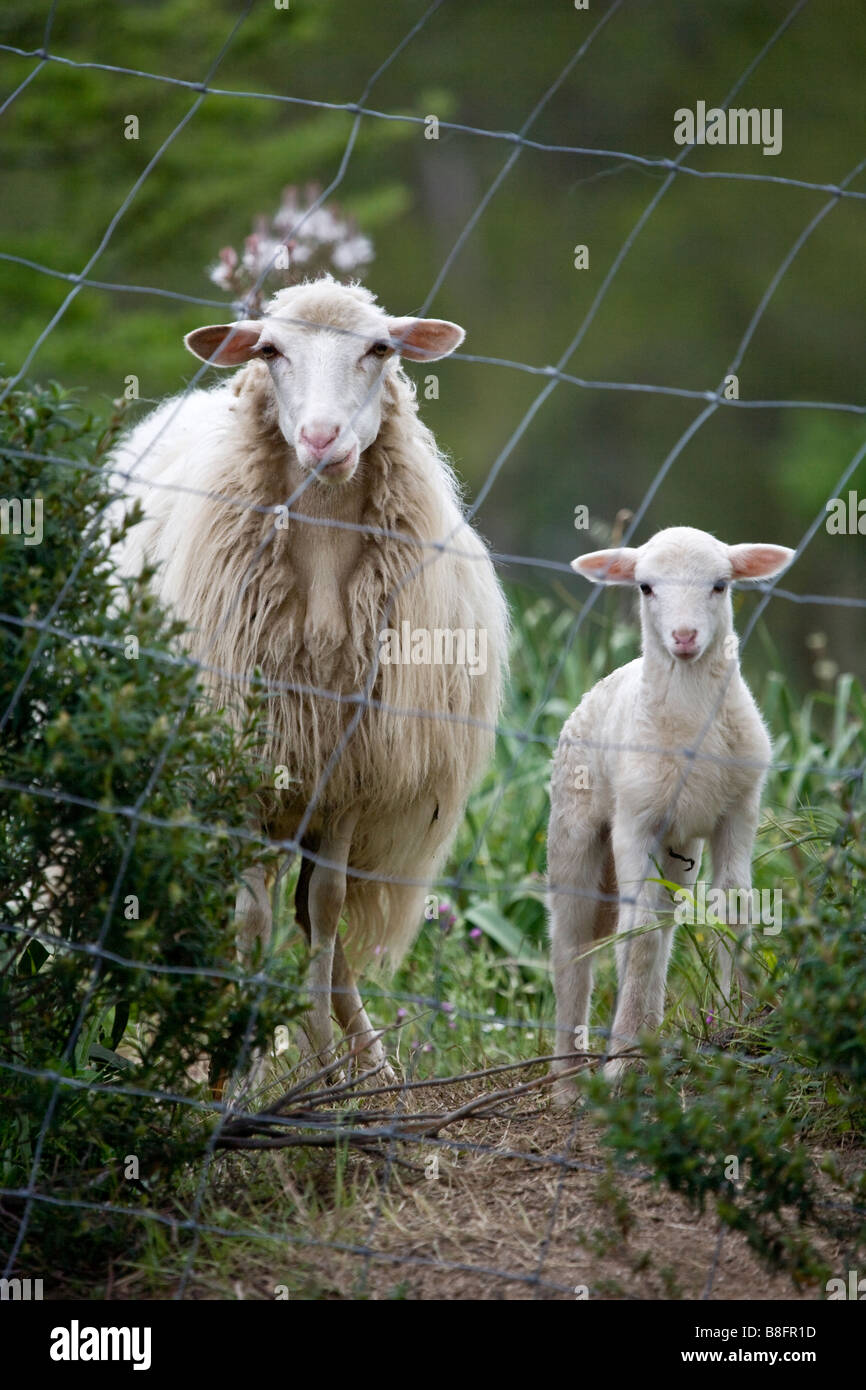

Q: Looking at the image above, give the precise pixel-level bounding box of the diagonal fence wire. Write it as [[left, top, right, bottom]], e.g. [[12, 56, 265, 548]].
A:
[[1, 0, 864, 1300]]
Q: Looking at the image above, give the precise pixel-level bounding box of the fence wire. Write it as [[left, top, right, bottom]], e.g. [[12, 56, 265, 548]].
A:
[[1, 0, 864, 1301]]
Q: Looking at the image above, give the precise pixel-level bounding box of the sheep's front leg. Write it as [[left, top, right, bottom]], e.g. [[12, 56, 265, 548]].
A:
[[235, 862, 273, 965], [607, 819, 702, 1083], [709, 791, 761, 1011], [220, 863, 274, 1105], [331, 936, 396, 1085], [303, 811, 358, 1067]]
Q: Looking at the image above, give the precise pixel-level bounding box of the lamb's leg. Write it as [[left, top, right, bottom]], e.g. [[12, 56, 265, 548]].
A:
[[548, 818, 608, 1108], [331, 936, 397, 1085], [302, 810, 358, 1067], [709, 792, 761, 1012], [606, 821, 702, 1084]]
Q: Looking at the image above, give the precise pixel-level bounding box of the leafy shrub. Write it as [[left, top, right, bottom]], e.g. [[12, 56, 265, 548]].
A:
[[0, 380, 301, 1283], [586, 835, 866, 1282]]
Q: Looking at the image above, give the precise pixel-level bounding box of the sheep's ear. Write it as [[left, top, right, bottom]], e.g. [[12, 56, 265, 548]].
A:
[[184, 320, 264, 366], [571, 547, 639, 584], [386, 317, 465, 361], [727, 543, 796, 581]]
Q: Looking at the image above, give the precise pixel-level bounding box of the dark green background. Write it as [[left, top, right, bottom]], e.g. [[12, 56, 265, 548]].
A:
[[2, 0, 864, 685]]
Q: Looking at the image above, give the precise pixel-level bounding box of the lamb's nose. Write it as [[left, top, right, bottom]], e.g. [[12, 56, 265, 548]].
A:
[[300, 423, 340, 457], [672, 628, 698, 647]]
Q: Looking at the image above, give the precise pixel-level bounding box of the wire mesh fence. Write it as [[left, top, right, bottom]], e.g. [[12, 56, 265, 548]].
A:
[[1, 0, 864, 1301]]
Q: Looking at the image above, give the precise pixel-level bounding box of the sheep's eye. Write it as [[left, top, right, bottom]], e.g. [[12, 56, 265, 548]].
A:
[[257, 343, 279, 360], [639, 582, 653, 596], [368, 341, 391, 359], [712, 580, 727, 594]]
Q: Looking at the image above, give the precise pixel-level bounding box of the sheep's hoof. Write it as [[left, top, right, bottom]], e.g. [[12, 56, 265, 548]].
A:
[[211, 1067, 228, 1104], [377, 1060, 399, 1088], [601, 1053, 640, 1089], [355, 1048, 398, 1088], [215, 1049, 272, 1111], [550, 1075, 579, 1111], [297, 1022, 340, 1077]]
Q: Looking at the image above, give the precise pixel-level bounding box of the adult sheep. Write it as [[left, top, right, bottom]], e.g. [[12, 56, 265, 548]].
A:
[[110, 276, 508, 1082]]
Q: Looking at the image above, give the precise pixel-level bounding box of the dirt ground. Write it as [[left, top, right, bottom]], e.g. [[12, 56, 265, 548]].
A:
[[198, 1078, 856, 1302]]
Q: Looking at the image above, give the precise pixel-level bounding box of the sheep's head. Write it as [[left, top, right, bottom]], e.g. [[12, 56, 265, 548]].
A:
[[572, 526, 795, 664], [184, 278, 464, 485]]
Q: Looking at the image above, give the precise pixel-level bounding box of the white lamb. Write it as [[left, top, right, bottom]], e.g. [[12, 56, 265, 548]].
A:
[[547, 525, 794, 1097], [109, 276, 508, 1083]]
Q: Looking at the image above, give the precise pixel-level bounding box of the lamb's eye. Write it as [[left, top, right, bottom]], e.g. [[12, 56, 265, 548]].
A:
[[712, 580, 727, 593], [368, 341, 391, 359], [639, 582, 653, 596], [258, 343, 279, 360]]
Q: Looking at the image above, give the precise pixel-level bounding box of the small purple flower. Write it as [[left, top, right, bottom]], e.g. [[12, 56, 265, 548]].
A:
[[441, 1001, 454, 1014], [705, 1012, 715, 1027], [396, 1008, 407, 1020], [422, 1042, 433, 1053], [469, 927, 482, 941], [438, 903, 457, 934]]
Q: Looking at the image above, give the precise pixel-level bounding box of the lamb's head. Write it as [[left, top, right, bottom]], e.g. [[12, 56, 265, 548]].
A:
[[573, 526, 795, 664], [184, 277, 464, 484]]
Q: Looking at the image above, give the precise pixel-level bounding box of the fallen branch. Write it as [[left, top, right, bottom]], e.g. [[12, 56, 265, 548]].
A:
[[214, 1051, 638, 1153]]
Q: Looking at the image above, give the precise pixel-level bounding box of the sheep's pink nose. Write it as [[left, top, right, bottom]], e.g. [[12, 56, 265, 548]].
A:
[[672, 628, 698, 648], [299, 422, 341, 458]]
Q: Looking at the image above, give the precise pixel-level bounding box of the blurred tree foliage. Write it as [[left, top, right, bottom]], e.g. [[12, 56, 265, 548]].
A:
[[1, 0, 864, 686]]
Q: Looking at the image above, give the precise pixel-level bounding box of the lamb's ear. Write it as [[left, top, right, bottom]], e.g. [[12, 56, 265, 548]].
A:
[[386, 317, 465, 361], [184, 320, 264, 366], [571, 547, 639, 584], [727, 543, 796, 581]]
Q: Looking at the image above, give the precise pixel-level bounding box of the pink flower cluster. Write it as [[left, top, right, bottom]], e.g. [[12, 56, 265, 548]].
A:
[[208, 183, 374, 314]]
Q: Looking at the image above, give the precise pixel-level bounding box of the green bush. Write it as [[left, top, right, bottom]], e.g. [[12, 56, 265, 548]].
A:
[[585, 855, 866, 1282], [0, 379, 301, 1283]]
